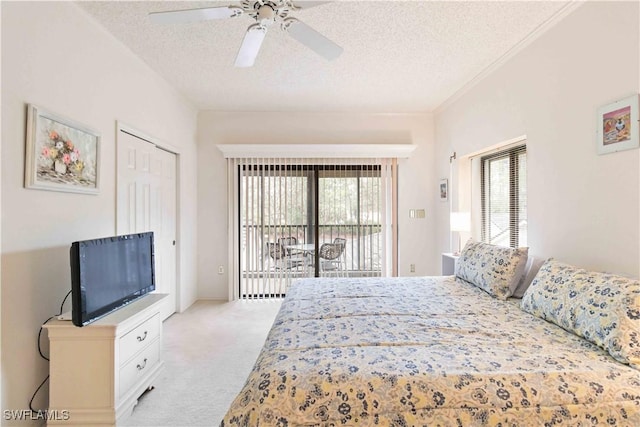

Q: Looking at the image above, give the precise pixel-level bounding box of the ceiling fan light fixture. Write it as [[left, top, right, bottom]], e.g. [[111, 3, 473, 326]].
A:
[[257, 4, 276, 27]]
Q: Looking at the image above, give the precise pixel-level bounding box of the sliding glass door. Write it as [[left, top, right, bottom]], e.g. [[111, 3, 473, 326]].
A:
[[239, 164, 310, 297], [318, 166, 382, 276], [237, 161, 388, 298]]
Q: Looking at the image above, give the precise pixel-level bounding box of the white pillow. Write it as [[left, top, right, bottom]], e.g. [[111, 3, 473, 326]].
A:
[[512, 256, 546, 298]]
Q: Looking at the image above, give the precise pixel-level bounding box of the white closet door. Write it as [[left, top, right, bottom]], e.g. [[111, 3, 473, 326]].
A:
[[155, 148, 177, 320], [117, 130, 177, 320]]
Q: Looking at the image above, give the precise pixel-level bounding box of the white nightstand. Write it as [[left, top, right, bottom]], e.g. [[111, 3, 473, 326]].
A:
[[441, 253, 460, 275]]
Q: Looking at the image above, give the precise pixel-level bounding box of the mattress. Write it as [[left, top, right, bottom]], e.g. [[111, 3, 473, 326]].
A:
[[221, 276, 640, 426]]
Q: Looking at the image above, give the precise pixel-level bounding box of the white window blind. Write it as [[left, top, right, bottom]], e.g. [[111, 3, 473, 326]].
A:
[[227, 157, 396, 300], [480, 145, 527, 248]]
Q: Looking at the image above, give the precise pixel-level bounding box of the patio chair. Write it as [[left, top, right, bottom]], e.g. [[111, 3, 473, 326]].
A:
[[333, 237, 346, 250], [265, 242, 305, 270], [277, 236, 298, 256], [319, 242, 345, 272]]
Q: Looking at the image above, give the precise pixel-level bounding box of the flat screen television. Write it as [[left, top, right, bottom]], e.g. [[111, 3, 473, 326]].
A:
[[70, 232, 156, 327]]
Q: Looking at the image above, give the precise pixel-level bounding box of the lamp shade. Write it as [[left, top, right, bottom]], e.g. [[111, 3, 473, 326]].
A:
[[450, 212, 471, 232]]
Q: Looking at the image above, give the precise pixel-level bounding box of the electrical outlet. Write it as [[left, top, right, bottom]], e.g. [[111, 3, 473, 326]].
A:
[[218, 265, 224, 275], [410, 264, 415, 273]]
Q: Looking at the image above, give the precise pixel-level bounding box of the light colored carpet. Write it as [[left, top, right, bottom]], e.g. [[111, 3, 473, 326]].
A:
[[122, 299, 282, 427]]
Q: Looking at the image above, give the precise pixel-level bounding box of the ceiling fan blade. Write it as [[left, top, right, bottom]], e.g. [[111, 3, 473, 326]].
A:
[[235, 24, 267, 68], [284, 18, 343, 61], [294, 1, 332, 10], [149, 6, 242, 25]]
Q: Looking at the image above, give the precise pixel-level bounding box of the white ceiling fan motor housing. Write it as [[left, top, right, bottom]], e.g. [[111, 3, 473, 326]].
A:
[[257, 4, 276, 27]]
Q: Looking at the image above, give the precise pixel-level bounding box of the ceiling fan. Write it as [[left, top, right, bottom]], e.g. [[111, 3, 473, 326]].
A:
[[149, 0, 343, 67]]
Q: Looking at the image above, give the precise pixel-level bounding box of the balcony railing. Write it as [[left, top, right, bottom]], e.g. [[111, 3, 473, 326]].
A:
[[240, 223, 382, 276]]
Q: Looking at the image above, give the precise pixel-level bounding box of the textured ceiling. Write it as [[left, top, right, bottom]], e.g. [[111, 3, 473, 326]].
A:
[[77, 1, 572, 113]]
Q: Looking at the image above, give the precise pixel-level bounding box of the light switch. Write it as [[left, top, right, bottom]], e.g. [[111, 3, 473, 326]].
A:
[[409, 209, 425, 219]]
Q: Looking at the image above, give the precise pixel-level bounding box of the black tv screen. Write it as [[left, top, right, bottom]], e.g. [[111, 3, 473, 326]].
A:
[[71, 232, 155, 326]]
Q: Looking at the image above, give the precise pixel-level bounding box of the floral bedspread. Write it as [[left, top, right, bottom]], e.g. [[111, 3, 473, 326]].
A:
[[221, 276, 640, 426]]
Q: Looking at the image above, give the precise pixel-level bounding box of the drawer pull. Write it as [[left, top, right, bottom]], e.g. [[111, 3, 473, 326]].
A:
[[136, 331, 148, 342], [136, 358, 148, 371]]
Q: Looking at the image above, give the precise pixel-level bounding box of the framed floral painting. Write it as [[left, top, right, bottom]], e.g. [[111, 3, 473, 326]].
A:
[[25, 104, 100, 194], [597, 94, 639, 155]]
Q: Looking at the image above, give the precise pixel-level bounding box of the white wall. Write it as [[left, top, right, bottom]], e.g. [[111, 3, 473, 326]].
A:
[[197, 112, 435, 300], [435, 1, 640, 277], [1, 2, 198, 422], [0, 2, 3, 412]]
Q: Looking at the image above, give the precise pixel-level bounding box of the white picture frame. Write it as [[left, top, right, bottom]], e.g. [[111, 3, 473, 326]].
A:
[[596, 94, 639, 155], [25, 104, 100, 194], [439, 179, 448, 201]]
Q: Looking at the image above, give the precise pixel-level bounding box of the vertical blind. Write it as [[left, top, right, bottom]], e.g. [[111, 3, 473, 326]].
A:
[[480, 145, 527, 248], [227, 157, 396, 300]]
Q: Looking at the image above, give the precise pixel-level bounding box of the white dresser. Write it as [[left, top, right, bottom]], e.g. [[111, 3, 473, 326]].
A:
[[44, 293, 168, 426]]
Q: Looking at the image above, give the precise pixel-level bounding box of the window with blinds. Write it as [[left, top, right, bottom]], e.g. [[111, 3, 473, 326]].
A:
[[231, 157, 395, 299], [480, 145, 527, 248]]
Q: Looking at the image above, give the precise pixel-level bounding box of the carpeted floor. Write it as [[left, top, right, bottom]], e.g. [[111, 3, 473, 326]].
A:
[[122, 299, 282, 427]]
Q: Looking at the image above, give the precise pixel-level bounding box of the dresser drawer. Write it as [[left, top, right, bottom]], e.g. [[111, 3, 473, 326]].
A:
[[119, 313, 160, 364], [119, 338, 160, 397]]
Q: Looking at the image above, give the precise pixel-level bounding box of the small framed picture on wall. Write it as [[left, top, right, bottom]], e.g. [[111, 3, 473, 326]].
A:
[[24, 104, 100, 194], [439, 179, 448, 201], [597, 94, 639, 155]]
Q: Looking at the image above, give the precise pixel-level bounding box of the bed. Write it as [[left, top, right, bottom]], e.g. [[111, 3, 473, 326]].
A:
[[221, 242, 640, 426]]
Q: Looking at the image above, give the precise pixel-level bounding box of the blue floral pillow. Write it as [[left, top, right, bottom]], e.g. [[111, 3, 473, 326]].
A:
[[521, 259, 640, 367], [454, 240, 528, 300]]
